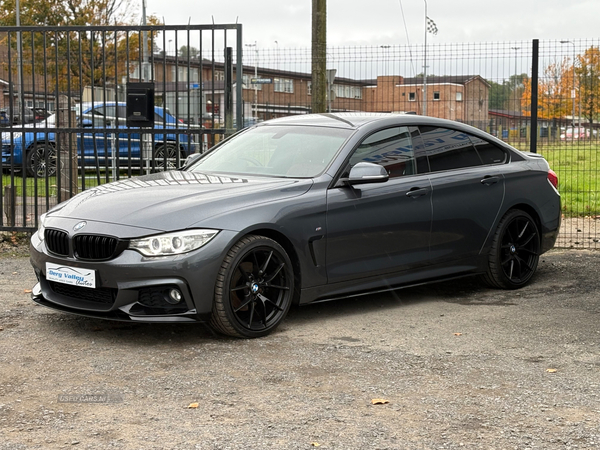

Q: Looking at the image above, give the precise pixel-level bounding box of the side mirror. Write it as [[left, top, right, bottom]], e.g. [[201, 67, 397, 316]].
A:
[[181, 152, 203, 170], [341, 162, 389, 186]]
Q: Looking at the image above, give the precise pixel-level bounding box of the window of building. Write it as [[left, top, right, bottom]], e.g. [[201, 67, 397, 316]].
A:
[[409, 92, 416, 101], [419, 126, 481, 172], [307, 81, 312, 95], [332, 84, 362, 99], [433, 91, 440, 100], [274, 78, 294, 93], [456, 92, 463, 101]]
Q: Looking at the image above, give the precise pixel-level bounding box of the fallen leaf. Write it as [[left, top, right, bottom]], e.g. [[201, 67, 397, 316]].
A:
[[311, 443, 320, 447], [371, 398, 389, 405], [546, 368, 557, 373], [24, 289, 32, 294], [187, 402, 199, 408], [0, 327, 4, 331], [454, 333, 462, 336]]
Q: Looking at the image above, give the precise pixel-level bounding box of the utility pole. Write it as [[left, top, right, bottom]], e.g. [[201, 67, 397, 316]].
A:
[[311, 0, 327, 113]]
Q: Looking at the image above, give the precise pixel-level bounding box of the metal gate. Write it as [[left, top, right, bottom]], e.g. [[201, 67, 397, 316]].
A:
[[1, 23, 243, 232]]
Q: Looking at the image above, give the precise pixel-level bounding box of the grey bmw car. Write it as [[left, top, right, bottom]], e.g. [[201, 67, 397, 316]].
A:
[[30, 113, 561, 338]]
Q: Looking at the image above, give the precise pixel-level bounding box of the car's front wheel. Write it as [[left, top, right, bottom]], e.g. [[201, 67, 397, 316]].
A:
[[484, 209, 540, 289], [153, 143, 183, 171], [27, 143, 58, 177], [210, 235, 295, 338]]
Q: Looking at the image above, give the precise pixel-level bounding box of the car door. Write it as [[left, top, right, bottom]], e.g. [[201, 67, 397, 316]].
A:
[[419, 126, 506, 264], [326, 126, 433, 284]]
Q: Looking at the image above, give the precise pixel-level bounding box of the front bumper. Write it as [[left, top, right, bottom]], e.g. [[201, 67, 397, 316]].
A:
[[29, 228, 237, 323]]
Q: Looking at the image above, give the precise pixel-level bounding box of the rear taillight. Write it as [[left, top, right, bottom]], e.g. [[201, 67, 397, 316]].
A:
[[548, 169, 559, 189]]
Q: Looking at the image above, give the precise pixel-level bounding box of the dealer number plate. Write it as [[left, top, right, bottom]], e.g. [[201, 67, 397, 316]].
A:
[[46, 263, 96, 289]]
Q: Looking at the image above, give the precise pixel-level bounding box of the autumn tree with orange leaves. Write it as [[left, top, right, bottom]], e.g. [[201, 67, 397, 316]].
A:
[[521, 58, 573, 120], [575, 46, 600, 126], [521, 46, 600, 125], [0, 0, 158, 93]]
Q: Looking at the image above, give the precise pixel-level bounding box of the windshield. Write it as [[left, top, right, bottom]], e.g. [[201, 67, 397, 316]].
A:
[[189, 125, 351, 178]]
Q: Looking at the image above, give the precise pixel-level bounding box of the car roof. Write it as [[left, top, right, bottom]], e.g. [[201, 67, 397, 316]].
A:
[[256, 112, 484, 131]]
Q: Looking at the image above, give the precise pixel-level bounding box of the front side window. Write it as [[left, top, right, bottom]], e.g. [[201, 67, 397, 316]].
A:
[[419, 126, 481, 172], [348, 127, 416, 178]]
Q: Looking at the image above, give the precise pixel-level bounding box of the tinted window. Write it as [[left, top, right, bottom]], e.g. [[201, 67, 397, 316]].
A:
[[349, 126, 416, 178], [469, 135, 507, 165], [420, 126, 481, 172]]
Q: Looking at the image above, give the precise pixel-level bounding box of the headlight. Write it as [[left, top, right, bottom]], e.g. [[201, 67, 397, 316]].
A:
[[37, 213, 47, 241], [129, 229, 218, 256]]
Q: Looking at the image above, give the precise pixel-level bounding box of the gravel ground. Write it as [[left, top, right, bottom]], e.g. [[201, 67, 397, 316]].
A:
[[1, 247, 600, 449]]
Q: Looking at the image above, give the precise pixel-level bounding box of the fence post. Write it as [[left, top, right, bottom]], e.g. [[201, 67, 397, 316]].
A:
[[58, 95, 78, 201], [530, 39, 539, 153]]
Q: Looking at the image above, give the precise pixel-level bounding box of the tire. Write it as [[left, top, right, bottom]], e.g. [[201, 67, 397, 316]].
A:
[[210, 235, 294, 338], [26, 143, 57, 177], [154, 143, 183, 171], [484, 209, 541, 289]]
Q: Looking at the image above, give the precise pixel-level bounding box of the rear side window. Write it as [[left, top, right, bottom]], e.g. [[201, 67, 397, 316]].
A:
[[469, 135, 508, 165], [419, 126, 481, 172]]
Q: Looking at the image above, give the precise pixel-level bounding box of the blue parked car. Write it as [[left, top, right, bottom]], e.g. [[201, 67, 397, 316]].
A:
[[1, 102, 196, 177]]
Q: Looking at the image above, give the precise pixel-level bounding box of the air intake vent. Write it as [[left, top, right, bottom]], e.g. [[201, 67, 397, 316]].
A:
[[74, 235, 119, 260], [45, 229, 69, 256]]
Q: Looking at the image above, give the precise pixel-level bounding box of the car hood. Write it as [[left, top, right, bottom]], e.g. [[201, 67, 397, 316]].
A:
[[48, 171, 312, 232]]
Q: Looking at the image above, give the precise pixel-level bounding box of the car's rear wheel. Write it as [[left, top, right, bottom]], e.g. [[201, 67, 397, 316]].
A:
[[27, 143, 57, 177], [154, 143, 183, 171], [484, 209, 540, 289], [210, 235, 294, 338]]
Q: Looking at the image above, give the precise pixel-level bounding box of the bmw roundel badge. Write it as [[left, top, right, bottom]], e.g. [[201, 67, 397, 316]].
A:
[[73, 221, 87, 231]]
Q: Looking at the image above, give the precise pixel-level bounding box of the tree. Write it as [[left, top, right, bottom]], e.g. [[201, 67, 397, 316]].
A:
[[0, 0, 150, 92], [575, 46, 600, 126], [179, 45, 200, 60], [488, 74, 529, 111], [521, 59, 572, 120]]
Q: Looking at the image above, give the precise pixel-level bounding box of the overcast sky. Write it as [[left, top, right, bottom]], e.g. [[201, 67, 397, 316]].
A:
[[145, 0, 599, 48]]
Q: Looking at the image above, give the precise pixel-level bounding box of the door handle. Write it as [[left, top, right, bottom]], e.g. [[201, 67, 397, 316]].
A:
[[406, 187, 429, 198], [480, 176, 500, 185]]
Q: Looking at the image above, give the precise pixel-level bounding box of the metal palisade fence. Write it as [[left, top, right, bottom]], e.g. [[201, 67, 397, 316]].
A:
[[1, 32, 599, 248]]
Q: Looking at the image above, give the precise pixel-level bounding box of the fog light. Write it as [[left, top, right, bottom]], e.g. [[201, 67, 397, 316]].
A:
[[167, 289, 183, 305]]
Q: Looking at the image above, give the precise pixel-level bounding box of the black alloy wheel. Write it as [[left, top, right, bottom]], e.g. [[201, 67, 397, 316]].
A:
[[27, 143, 58, 177], [211, 235, 294, 338], [484, 209, 540, 289], [154, 143, 183, 171]]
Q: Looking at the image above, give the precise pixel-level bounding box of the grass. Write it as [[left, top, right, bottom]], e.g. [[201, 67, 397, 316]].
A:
[[2, 171, 138, 197], [514, 141, 600, 217], [3, 141, 600, 217]]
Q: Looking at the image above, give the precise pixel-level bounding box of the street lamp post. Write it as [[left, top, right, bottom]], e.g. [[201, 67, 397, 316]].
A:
[[245, 42, 258, 120], [560, 40, 576, 135]]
